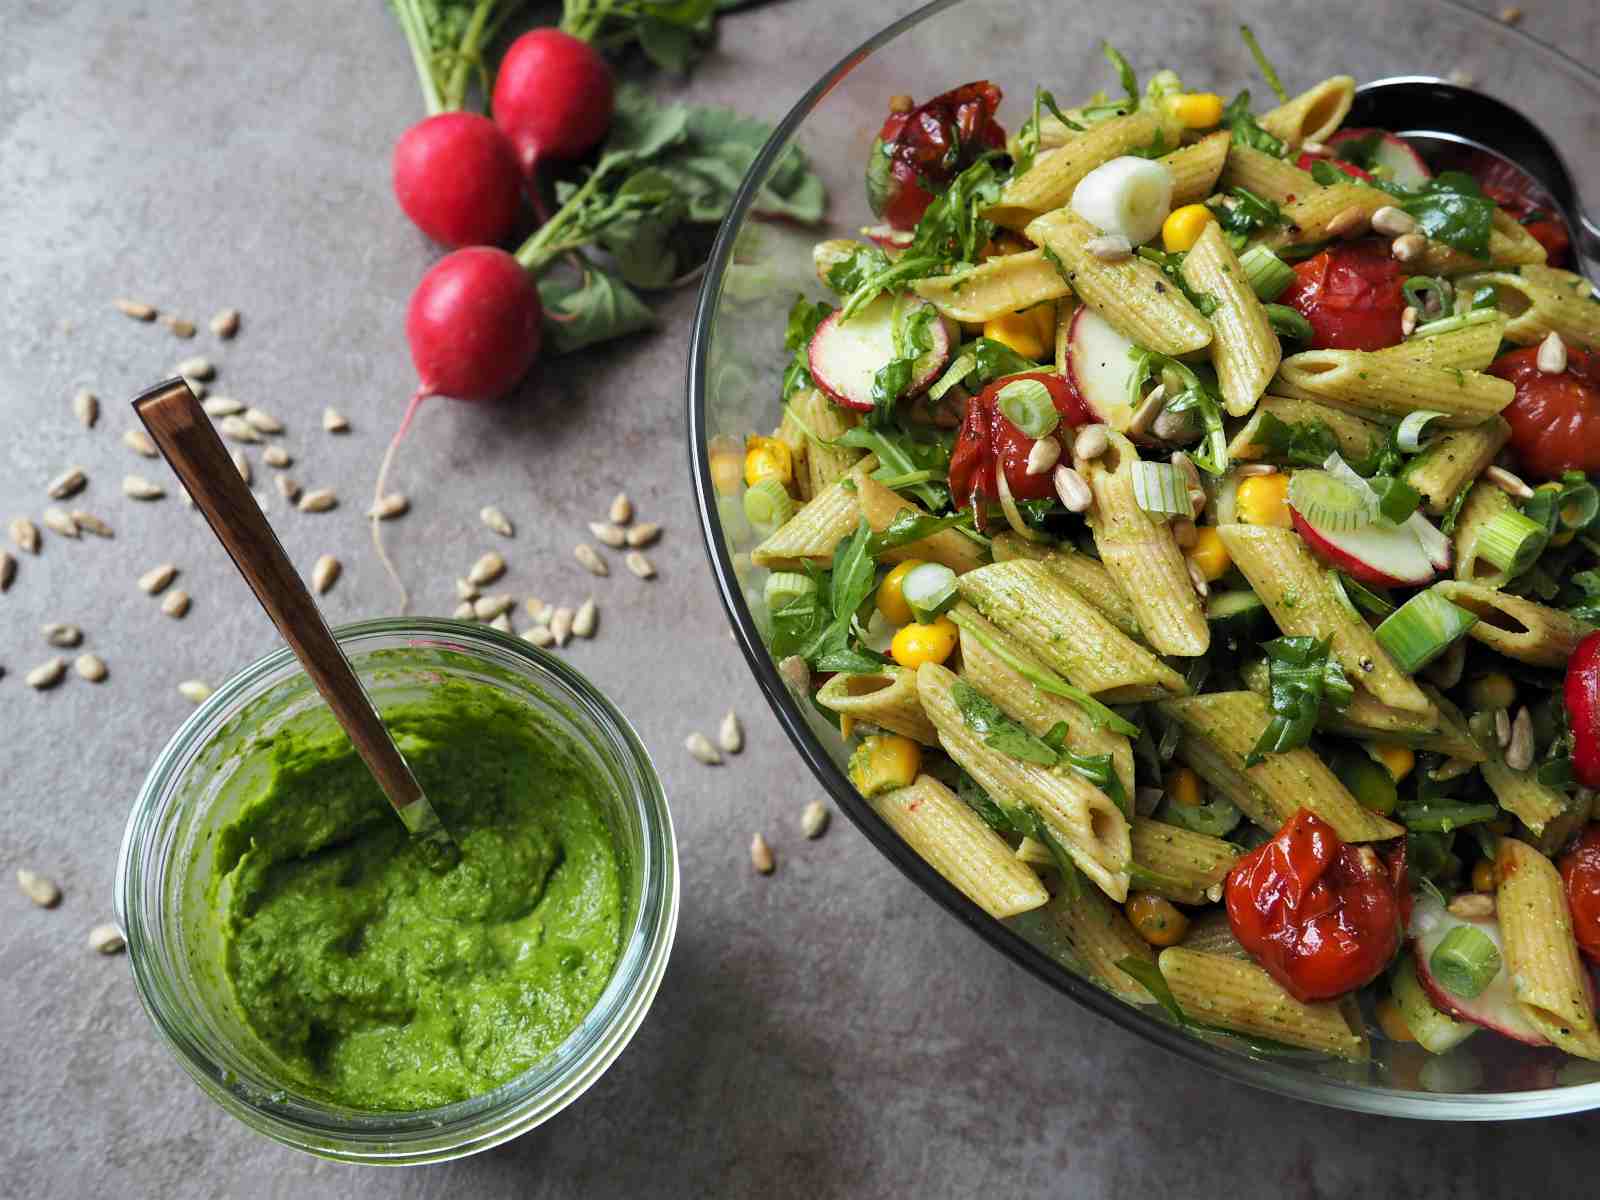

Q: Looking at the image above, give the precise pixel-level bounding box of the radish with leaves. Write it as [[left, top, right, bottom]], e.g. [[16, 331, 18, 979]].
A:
[[493, 28, 615, 182]]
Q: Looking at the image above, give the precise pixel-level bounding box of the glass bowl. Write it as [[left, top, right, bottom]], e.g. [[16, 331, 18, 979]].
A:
[[687, 0, 1600, 1118], [115, 620, 678, 1163]]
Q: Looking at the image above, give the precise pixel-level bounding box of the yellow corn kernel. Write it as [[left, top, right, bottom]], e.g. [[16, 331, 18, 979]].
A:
[[890, 615, 958, 669], [1375, 994, 1415, 1043], [1235, 472, 1292, 527], [848, 734, 922, 798], [1186, 526, 1231, 582], [744, 436, 793, 488], [1165, 766, 1203, 809], [876, 559, 924, 627], [1471, 859, 1497, 894], [1125, 893, 1190, 947], [1370, 743, 1415, 783], [982, 303, 1054, 362], [1169, 92, 1225, 129], [1161, 203, 1216, 253], [709, 435, 745, 496]]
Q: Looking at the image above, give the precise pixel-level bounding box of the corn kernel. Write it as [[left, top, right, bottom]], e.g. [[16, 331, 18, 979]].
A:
[[1186, 527, 1231, 581], [877, 559, 924, 627], [1465, 672, 1517, 712], [1170, 92, 1225, 129], [744, 436, 793, 488], [1375, 994, 1415, 1043], [848, 734, 923, 797], [982, 303, 1053, 361], [1162, 203, 1216, 253], [1471, 859, 1497, 894], [1235, 472, 1292, 527], [1165, 766, 1203, 808], [1125, 893, 1189, 947], [890, 615, 958, 669], [1371, 743, 1415, 784]]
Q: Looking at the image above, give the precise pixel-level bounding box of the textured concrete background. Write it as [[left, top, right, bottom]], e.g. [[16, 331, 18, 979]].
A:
[[3, 1, 1599, 1196]]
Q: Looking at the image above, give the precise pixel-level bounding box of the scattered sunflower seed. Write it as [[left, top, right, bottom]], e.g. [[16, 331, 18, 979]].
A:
[[750, 834, 775, 875], [474, 593, 514, 620], [43, 623, 82, 648], [74, 653, 107, 682], [26, 658, 66, 689], [123, 475, 165, 500], [550, 606, 574, 646], [480, 506, 514, 537], [121, 429, 159, 458], [1485, 465, 1533, 501], [185, 380, 208, 401], [589, 521, 626, 547], [17, 869, 61, 908], [609, 493, 633, 525], [42, 507, 79, 538], [10, 516, 41, 553], [209, 308, 240, 338], [1086, 234, 1133, 262], [73, 389, 99, 428], [575, 543, 609, 576], [312, 554, 340, 594], [177, 355, 214, 381], [161, 315, 196, 338], [452, 601, 475, 620], [490, 612, 514, 634], [232, 450, 252, 484], [70, 510, 112, 538], [525, 597, 551, 623], [88, 924, 126, 955], [572, 598, 597, 638], [298, 488, 337, 513], [178, 680, 212, 704], [114, 298, 156, 321], [262, 445, 291, 468], [1074, 424, 1109, 461], [1506, 706, 1535, 771], [467, 551, 506, 586], [202, 395, 243, 417], [686, 732, 722, 765], [455, 578, 479, 601], [801, 800, 830, 840], [1326, 205, 1370, 239], [1495, 707, 1512, 747], [0, 549, 14, 591], [624, 551, 655, 579], [161, 589, 191, 618], [138, 563, 177, 594], [322, 407, 350, 433], [275, 475, 301, 503], [243, 407, 283, 434], [368, 493, 409, 520], [718, 710, 744, 755], [1498, 5, 1522, 24], [219, 415, 260, 443], [522, 625, 555, 647], [624, 522, 661, 548]]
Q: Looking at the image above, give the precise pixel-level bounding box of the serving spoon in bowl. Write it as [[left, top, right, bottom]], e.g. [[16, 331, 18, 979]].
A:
[[133, 379, 459, 868]]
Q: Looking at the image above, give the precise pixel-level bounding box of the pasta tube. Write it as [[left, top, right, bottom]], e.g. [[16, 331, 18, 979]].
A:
[[989, 533, 1142, 640], [1258, 76, 1355, 149], [911, 249, 1071, 324], [790, 386, 863, 497], [1458, 264, 1600, 351], [1181, 221, 1280, 416], [1374, 317, 1508, 372], [815, 667, 939, 745], [989, 109, 1175, 230], [1401, 416, 1510, 516], [1160, 130, 1230, 205], [1009, 886, 1155, 1004], [1129, 817, 1239, 906], [1452, 482, 1517, 588], [1273, 350, 1513, 426], [750, 457, 876, 569], [853, 475, 985, 574], [1432, 581, 1596, 669], [1418, 210, 1548, 275], [1497, 839, 1600, 1060], [1217, 143, 1317, 203], [1228, 396, 1385, 465]]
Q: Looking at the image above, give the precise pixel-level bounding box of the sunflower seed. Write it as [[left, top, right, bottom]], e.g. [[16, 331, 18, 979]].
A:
[[368, 493, 408, 520], [1495, 707, 1512, 747], [1024, 437, 1060, 475], [525, 597, 550, 623], [123, 475, 165, 500], [312, 555, 340, 594], [1172, 517, 1197, 549], [42, 507, 79, 538], [575, 544, 609, 576], [778, 655, 810, 696], [138, 563, 177, 594], [231, 450, 251, 484], [88, 924, 126, 955], [572, 597, 597, 638], [177, 355, 214, 381], [1186, 558, 1209, 599], [1073, 425, 1109, 462], [322, 407, 349, 433], [1485, 465, 1533, 501], [17, 869, 61, 908], [0, 550, 13, 591], [262, 445, 291, 469], [1431, 755, 1476, 782], [243, 407, 283, 434], [452, 601, 475, 620], [1326, 205, 1370, 239], [589, 521, 626, 548], [26, 658, 65, 689], [549, 606, 574, 645], [178, 680, 212, 704], [10, 517, 40, 553], [70, 510, 113, 538], [275, 475, 301, 503], [49, 468, 91, 505], [185, 380, 208, 401], [298, 488, 337, 512], [219, 415, 260, 443], [490, 612, 514, 634], [522, 625, 555, 647], [624, 522, 661, 548], [455, 578, 479, 601], [1448, 892, 1496, 920], [1053, 465, 1091, 513], [73, 389, 99, 428], [474, 593, 514, 620], [717, 710, 744, 754], [1537, 331, 1568, 375], [1086, 234, 1133, 262], [114, 298, 156, 321], [43, 623, 82, 648], [750, 834, 775, 875], [202, 395, 243, 417], [209, 307, 240, 338], [480, 506, 514, 537], [161, 589, 191, 618], [609, 493, 633, 525], [467, 551, 506, 586], [162, 315, 196, 338], [686, 732, 722, 765], [1391, 232, 1428, 263], [801, 800, 831, 840], [624, 551, 655, 579], [1370, 205, 1416, 237], [1506, 706, 1535, 771], [75, 653, 107, 682]]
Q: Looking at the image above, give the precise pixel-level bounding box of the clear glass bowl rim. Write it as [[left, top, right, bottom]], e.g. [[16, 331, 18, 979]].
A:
[[115, 618, 679, 1163], [685, 0, 1600, 1120]]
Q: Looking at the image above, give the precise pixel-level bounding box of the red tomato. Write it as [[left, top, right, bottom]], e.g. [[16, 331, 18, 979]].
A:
[[1567, 632, 1600, 790], [869, 82, 1006, 231], [1468, 155, 1572, 268], [1487, 345, 1600, 479], [1225, 809, 1403, 1002], [1294, 152, 1376, 184], [947, 372, 1086, 518], [1278, 240, 1407, 351], [1559, 825, 1600, 965]]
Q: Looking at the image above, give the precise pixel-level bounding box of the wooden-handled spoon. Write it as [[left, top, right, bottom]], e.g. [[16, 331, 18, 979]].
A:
[[133, 379, 458, 867]]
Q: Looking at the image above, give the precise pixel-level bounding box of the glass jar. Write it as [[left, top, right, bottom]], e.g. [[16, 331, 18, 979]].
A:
[[115, 620, 678, 1163]]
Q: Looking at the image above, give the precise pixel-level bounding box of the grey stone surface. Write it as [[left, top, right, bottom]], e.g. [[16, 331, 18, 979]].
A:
[[3, 1, 1599, 1196]]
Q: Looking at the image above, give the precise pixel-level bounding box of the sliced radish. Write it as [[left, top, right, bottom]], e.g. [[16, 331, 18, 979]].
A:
[[807, 293, 951, 412], [1326, 129, 1433, 190], [861, 223, 915, 251], [1323, 453, 1454, 573], [1066, 306, 1140, 430], [1289, 508, 1436, 587], [1410, 891, 1547, 1046]]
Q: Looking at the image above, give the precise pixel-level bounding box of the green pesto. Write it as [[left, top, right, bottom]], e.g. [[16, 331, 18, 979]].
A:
[[211, 685, 622, 1111]]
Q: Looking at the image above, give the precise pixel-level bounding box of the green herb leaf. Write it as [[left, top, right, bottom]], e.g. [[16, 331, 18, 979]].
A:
[[869, 302, 940, 426], [1250, 411, 1340, 468], [1210, 187, 1285, 242], [389, 0, 530, 114], [1128, 349, 1229, 475], [1400, 172, 1495, 260], [952, 679, 1061, 765], [837, 421, 952, 512], [1103, 43, 1139, 105], [536, 263, 658, 354], [1239, 25, 1289, 104], [1221, 91, 1286, 159], [782, 295, 834, 398], [1244, 635, 1350, 766]]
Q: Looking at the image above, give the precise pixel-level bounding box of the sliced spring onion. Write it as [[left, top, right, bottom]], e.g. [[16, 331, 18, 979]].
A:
[[1476, 507, 1550, 576], [993, 457, 1049, 543], [1396, 410, 1448, 453], [1559, 481, 1600, 530], [1412, 307, 1499, 339], [996, 378, 1059, 438], [1374, 588, 1479, 673], [928, 349, 977, 401], [1286, 469, 1375, 532], [1238, 244, 1295, 301], [1429, 925, 1503, 1000], [1324, 452, 1450, 564], [1130, 460, 1190, 516], [763, 570, 817, 610], [1402, 275, 1454, 321], [743, 477, 797, 529], [1370, 475, 1423, 526], [900, 561, 958, 623], [1263, 303, 1314, 341]]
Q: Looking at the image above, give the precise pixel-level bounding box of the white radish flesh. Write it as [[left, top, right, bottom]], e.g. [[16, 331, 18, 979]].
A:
[[1065, 305, 1140, 430], [1410, 891, 1547, 1046], [1070, 156, 1175, 246], [807, 294, 951, 412]]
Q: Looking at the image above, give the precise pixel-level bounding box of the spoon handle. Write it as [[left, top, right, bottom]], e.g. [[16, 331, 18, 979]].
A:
[[132, 379, 455, 857]]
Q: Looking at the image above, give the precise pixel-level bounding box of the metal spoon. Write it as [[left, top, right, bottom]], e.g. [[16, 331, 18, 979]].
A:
[[1348, 75, 1600, 271], [133, 378, 459, 869]]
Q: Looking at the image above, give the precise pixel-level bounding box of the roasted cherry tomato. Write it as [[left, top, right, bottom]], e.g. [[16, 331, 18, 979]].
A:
[[1560, 825, 1600, 965], [1225, 809, 1403, 1002], [1278, 239, 1407, 352], [1464, 153, 1572, 267], [867, 82, 1006, 231], [947, 372, 1087, 519], [1567, 632, 1600, 791], [1487, 345, 1600, 479], [1293, 152, 1376, 184]]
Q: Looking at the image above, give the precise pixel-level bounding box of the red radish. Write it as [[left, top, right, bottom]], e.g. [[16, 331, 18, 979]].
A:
[[392, 112, 524, 248], [1325, 129, 1433, 190], [807, 294, 951, 411], [492, 29, 615, 180], [1289, 508, 1435, 587], [1066, 306, 1140, 430], [1409, 891, 1551, 1046], [861, 224, 914, 251]]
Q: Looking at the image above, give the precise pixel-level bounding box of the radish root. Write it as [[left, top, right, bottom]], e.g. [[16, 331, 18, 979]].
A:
[[371, 387, 430, 613]]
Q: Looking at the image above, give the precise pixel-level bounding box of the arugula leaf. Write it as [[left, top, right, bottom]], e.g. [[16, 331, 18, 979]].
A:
[[1239, 25, 1289, 104], [952, 680, 1062, 765], [1210, 187, 1285, 251], [956, 771, 1017, 835], [869, 302, 940, 425], [837, 421, 952, 511], [1013, 88, 1082, 176], [1307, 158, 1351, 187], [824, 244, 892, 295], [536, 263, 658, 354], [1060, 747, 1133, 820], [929, 337, 1045, 401], [1103, 43, 1140, 105], [1136, 248, 1220, 317], [1221, 91, 1286, 159], [1244, 636, 1351, 766], [771, 519, 886, 673], [1250, 411, 1341, 468], [781, 295, 834, 398], [866, 507, 973, 555], [1336, 572, 1396, 618], [1128, 349, 1229, 475]]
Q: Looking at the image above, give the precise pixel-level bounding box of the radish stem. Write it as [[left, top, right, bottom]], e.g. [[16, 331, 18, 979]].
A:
[[370, 387, 431, 612]]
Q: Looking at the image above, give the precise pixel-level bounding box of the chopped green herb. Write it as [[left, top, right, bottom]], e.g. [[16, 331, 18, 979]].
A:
[[1244, 636, 1352, 766]]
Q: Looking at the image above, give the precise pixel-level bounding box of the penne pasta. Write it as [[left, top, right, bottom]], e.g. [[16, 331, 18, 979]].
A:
[[750, 457, 876, 569], [1258, 76, 1355, 149], [853, 475, 985, 574], [772, 406, 813, 503], [1273, 349, 1514, 426], [815, 667, 939, 745], [1457, 264, 1600, 351], [1265, 181, 1388, 247], [989, 533, 1142, 640], [1181, 221, 1280, 416], [1217, 143, 1317, 203], [1009, 886, 1156, 1004], [1402, 416, 1511, 516], [1452, 482, 1517, 588], [1432, 581, 1596, 669], [1481, 755, 1568, 836], [911, 249, 1072, 324], [1179, 909, 1249, 959], [1228, 396, 1385, 465], [1496, 839, 1600, 1060], [989, 109, 1175, 230], [1160, 130, 1230, 205], [1129, 817, 1239, 906], [790, 386, 864, 497], [1373, 316, 1508, 372]]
